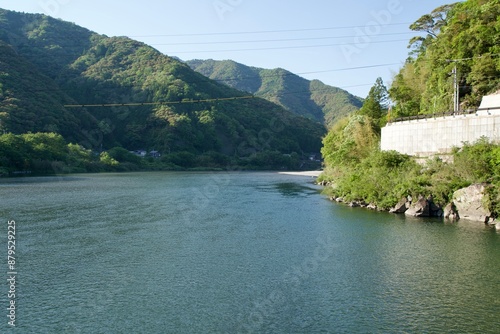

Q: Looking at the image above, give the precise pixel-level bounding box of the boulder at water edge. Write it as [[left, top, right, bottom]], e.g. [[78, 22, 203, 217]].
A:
[[390, 197, 409, 213], [444, 202, 459, 221], [405, 197, 431, 217], [453, 184, 492, 223]]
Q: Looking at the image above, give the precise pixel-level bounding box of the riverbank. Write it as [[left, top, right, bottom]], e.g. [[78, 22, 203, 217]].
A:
[[319, 174, 499, 228], [278, 171, 323, 177]]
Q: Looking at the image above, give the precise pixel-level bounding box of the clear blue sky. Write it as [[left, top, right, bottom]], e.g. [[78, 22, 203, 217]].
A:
[[1, 0, 452, 98]]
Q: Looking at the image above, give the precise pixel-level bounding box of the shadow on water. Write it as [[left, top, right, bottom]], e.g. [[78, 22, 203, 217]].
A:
[[0, 175, 87, 185], [274, 182, 321, 197]]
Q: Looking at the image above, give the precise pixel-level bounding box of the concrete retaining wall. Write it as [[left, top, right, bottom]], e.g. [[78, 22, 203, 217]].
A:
[[381, 112, 500, 157]]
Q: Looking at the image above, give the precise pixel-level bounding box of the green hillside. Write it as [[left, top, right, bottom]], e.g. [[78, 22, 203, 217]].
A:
[[0, 40, 98, 144], [187, 59, 363, 127], [0, 9, 326, 173]]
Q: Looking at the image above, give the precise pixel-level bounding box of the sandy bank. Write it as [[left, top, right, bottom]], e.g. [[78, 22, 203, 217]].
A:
[[278, 171, 323, 177]]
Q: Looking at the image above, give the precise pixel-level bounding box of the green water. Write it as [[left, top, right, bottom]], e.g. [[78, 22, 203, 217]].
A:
[[1, 172, 499, 333]]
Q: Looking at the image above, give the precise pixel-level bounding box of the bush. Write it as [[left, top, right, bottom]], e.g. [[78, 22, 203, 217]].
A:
[[322, 136, 500, 213], [452, 138, 495, 183], [107, 147, 143, 165], [331, 150, 420, 208], [196, 151, 230, 168], [99, 152, 119, 166], [161, 151, 197, 168], [321, 115, 379, 167]]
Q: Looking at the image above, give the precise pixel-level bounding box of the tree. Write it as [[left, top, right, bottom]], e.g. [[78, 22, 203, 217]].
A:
[[22, 132, 66, 161], [99, 152, 119, 166], [0, 133, 29, 171], [358, 77, 388, 127], [410, 4, 456, 38], [407, 4, 456, 57], [391, 0, 500, 115], [107, 146, 142, 164], [389, 60, 429, 117], [321, 114, 379, 166]]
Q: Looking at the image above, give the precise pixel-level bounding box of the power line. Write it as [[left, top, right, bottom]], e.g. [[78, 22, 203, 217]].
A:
[[210, 63, 401, 85], [63, 81, 377, 109], [129, 23, 414, 38], [445, 53, 500, 62], [149, 32, 416, 46], [0, 35, 416, 55], [275, 85, 367, 98], [1, 23, 419, 46], [205, 63, 401, 83], [276, 63, 401, 75], [63, 95, 256, 108], [167, 39, 410, 54], [407, 53, 500, 64]]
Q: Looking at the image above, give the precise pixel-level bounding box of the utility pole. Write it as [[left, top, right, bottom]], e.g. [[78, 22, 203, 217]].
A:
[[447, 59, 460, 112], [451, 65, 459, 112]]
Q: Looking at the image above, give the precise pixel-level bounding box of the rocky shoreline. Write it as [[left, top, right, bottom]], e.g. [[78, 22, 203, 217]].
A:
[[318, 180, 499, 230]]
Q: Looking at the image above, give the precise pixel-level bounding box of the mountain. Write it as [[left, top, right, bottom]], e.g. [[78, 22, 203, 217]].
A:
[[0, 9, 325, 167], [0, 40, 98, 145], [186, 59, 363, 127]]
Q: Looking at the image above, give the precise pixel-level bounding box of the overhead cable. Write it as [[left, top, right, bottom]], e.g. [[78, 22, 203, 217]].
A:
[[167, 39, 410, 54], [129, 23, 414, 38]]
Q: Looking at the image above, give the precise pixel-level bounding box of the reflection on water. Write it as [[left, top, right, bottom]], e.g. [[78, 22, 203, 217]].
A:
[[256, 181, 321, 197], [0, 175, 87, 185], [275, 182, 321, 197], [0, 172, 498, 333]]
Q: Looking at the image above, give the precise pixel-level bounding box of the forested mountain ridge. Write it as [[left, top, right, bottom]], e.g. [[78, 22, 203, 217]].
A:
[[187, 59, 363, 127], [0, 8, 326, 172]]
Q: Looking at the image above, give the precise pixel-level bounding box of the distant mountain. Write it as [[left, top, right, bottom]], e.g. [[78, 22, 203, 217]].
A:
[[186, 59, 363, 127], [0, 9, 325, 162]]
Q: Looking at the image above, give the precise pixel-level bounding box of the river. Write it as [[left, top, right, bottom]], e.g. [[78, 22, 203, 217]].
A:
[[1, 171, 499, 333]]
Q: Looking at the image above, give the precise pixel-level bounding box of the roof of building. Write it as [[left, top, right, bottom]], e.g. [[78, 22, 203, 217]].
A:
[[479, 92, 500, 109], [477, 92, 500, 115]]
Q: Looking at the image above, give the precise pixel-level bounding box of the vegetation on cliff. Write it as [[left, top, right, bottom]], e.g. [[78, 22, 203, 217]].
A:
[[321, 120, 500, 216], [320, 0, 500, 216], [389, 0, 500, 117]]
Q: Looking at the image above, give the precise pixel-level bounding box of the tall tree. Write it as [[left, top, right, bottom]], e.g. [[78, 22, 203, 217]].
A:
[[358, 77, 388, 122], [409, 4, 456, 37], [408, 3, 457, 56]]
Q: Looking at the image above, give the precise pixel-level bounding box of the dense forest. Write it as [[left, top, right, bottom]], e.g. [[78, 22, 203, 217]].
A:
[[320, 0, 500, 216], [187, 59, 363, 127], [0, 8, 327, 175], [390, 0, 500, 117]]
